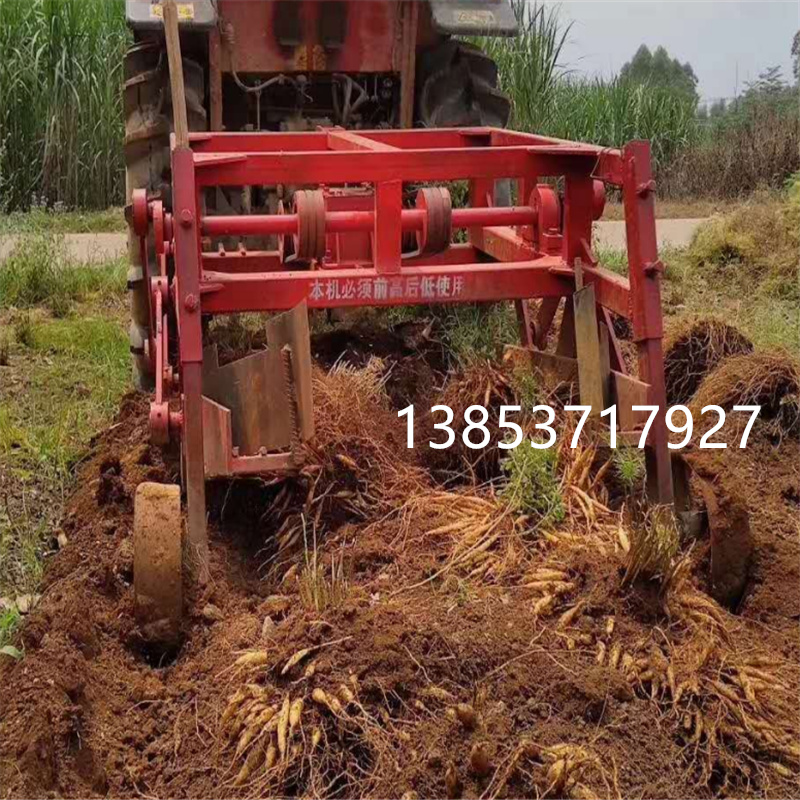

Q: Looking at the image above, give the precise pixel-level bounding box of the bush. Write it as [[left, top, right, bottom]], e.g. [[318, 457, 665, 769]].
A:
[[661, 109, 800, 199], [687, 188, 799, 301], [439, 304, 518, 368]]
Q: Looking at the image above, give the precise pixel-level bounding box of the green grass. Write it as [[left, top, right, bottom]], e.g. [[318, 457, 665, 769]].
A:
[[0, 315, 129, 475], [0, 233, 129, 598], [439, 303, 518, 368], [0, 234, 126, 316], [595, 246, 629, 277], [0, 606, 22, 659], [595, 228, 799, 355], [509, 365, 542, 409], [661, 187, 800, 352], [0, 207, 125, 234], [500, 442, 565, 525], [0, 310, 129, 596], [614, 446, 646, 494]]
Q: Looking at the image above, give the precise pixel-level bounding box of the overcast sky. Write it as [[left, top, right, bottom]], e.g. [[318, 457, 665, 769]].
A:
[[551, 1, 798, 104]]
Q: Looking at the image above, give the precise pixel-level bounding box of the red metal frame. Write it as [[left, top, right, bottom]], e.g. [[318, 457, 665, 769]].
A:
[[131, 126, 673, 551]]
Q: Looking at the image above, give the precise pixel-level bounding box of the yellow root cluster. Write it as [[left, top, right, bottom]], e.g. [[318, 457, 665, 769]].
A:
[[222, 667, 382, 795]]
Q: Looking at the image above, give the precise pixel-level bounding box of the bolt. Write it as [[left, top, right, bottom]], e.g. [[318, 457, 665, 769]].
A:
[[637, 180, 657, 197], [643, 260, 665, 277], [179, 209, 194, 228], [184, 293, 199, 312]]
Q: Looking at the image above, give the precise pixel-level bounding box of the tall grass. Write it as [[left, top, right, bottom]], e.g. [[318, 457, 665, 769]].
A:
[[0, 0, 794, 209], [543, 79, 698, 175], [478, 1, 571, 134], [0, 234, 126, 316], [0, 0, 128, 212], [480, 1, 794, 197], [478, 2, 697, 174], [660, 108, 800, 199]]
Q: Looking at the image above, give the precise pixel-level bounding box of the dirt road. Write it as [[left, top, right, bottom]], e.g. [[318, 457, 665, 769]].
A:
[[0, 232, 127, 263], [0, 219, 706, 263], [593, 218, 705, 251]]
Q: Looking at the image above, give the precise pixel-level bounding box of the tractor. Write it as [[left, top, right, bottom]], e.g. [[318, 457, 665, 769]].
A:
[[126, 1, 691, 648], [125, 0, 518, 389]]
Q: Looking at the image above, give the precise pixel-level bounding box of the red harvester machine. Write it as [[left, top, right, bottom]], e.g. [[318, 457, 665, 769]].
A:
[[128, 1, 673, 644]]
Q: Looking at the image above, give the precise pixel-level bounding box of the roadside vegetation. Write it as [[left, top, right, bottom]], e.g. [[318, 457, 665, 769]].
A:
[[601, 178, 800, 353], [478, 2, 798, 200], [0, 207, 125, 235], [0, 235, 128, 604]]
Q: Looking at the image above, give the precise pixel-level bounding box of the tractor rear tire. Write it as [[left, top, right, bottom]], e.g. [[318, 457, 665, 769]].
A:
[[124, 40, 207, 390], [415, 40, 512, 206], [415, 40, 511, 129]]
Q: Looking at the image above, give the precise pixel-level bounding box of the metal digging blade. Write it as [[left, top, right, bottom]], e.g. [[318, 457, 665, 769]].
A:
[[202, 300, 314, 465]]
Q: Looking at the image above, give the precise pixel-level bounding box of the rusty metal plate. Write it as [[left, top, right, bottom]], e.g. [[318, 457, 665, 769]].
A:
[[202, 301, 313, 455], [203, 345, 292, 453]]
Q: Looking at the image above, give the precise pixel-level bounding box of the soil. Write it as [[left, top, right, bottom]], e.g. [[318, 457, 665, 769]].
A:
[[1, 328, 798, 800]]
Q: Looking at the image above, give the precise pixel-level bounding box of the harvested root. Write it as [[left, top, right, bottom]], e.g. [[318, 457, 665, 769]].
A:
[[222, 674, 387, 796]]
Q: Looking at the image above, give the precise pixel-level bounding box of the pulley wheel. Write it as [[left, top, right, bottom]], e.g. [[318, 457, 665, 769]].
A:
[[415, 186, 452, 255], [292, 190, 326, 262]]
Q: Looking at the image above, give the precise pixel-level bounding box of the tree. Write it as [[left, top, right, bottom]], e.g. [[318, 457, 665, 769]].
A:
[[792, 30, 799, 82], [745, 65, 788, 97], [620, 44, 699, 104], [741, 66, 796, 117], [709, 98, 727, 118]]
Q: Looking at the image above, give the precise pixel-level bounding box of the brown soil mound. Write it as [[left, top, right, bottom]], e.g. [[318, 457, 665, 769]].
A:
[[664, 319, 753, 405], [1, 352, 799, 799], [691, 351, 800, 439]]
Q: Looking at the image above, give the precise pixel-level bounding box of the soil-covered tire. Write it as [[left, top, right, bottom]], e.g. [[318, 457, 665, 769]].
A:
[[133, 482, 183, 647], [124, 40, 207, 389], [415, 40, 511, 129]]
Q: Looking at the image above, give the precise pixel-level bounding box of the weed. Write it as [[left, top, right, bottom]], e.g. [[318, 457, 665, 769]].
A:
[[12, 313, 34, 347], [687, 190, 798, 298], [0, 492, 49, 597], [595, 247, 628, 277], [0, 207, 125, 235], [298, 519, 348, 614], [500, 440, 565, 524], [0, 308, 128, 597], [613, 446, 646, 494], [439, 303, 518, 368], [623, 505, 681, 587], [0, 234, 126, 314], [0, 606, 22, 658], [509, 365, 542, 409]]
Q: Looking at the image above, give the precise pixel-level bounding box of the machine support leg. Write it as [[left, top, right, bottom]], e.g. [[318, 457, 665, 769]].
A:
[[182, 363, 209, 583], [622, 140, 673, 505], [534, 297, 561, 349], [640, 339, 673, 504], [514, 300, 534, 348]]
